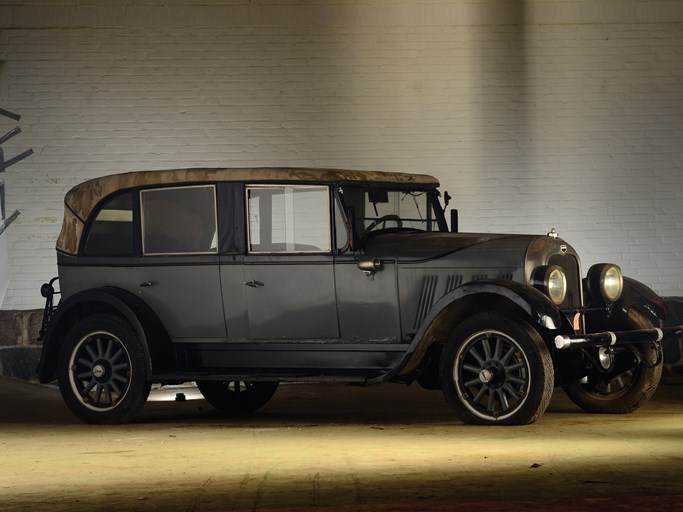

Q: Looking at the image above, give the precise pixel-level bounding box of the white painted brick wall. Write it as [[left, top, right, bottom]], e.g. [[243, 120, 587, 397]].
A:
[[0, 0, 681, 309]]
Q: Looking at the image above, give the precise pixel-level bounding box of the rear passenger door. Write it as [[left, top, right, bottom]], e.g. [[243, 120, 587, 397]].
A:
[[138, 185, 226, 342], [243, 184, 339, 339]]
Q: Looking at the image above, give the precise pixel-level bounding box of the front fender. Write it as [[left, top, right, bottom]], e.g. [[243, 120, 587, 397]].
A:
[[372, 279, 563, 383], [618, 277, 667, 325], [36, 287, 164, 383], [584, 276, 683, 364], [584, 276, 667, 331]]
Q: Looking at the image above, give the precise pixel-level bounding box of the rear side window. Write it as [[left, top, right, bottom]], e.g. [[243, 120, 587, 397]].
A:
[[141, 185, 218, 255], [83, 192, 134, 256]]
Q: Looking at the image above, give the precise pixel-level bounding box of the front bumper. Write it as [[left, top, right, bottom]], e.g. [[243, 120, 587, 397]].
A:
[[554, 325, 683, 350]]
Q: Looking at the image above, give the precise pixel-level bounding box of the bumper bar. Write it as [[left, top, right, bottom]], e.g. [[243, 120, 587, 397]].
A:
[[554, 325, 683, 350]]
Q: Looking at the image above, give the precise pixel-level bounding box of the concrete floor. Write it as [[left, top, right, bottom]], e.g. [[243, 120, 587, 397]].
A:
[[1, 377, 683, 512]]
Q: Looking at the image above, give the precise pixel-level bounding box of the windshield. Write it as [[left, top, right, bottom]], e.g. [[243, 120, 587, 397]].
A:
[[340, 186, 443, 236]]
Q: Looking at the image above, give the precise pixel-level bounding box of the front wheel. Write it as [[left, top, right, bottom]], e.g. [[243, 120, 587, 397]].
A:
[[439, 313, 554, 426], [57, 314, 151, 424], [197, 381, 279, 413], [563, 310, 662, 414]]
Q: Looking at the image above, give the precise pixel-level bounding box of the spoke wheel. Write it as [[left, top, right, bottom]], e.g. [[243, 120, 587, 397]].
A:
[[593, 370, 635, 396], [440, 313, 553, 425], [197, 381, 278, 414], [58, 315, 150, 424], [563, 311, 662, 414]]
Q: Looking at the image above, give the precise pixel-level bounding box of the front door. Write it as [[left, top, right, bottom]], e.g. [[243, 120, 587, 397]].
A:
[[243, 184, 339, 339]]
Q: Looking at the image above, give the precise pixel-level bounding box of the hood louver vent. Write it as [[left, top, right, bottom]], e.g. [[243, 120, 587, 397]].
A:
[[413, 275, 439, 330]]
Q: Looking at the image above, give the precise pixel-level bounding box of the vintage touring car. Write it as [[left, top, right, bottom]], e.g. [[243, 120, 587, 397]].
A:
[[37, 168, 682, 424]]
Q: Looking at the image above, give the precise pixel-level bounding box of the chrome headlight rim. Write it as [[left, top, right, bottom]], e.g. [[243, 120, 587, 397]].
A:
[[587, 263, 624, 303], [532, 265, 568, 306]]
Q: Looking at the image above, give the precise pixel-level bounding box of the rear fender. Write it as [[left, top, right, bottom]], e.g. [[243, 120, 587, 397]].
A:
[[36, 287, 170, 383]]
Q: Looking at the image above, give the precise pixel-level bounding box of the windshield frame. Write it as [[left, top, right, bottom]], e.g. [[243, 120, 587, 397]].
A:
[[336, 184, 448, 243]]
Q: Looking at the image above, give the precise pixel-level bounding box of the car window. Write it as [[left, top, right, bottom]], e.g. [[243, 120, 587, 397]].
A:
[[141, 185, 218, 255], [246, 185, 331, 253], [83, 192, 134, 256], [341, 187, 439, 235]]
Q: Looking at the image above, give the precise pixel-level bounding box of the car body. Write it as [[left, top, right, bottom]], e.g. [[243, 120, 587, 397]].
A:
[[37, 167, 682, 424]]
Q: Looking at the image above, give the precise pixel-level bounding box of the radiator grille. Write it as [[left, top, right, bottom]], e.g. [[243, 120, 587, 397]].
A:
[[548, 254, 582, 311]]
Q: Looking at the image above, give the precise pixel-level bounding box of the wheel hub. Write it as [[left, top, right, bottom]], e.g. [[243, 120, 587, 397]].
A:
[[479, 368, 494, 383], [92, 363, 107, 380], [480, 362, 506, 389]]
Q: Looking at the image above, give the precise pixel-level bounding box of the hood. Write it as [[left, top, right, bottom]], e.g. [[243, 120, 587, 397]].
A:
[[363, 230, 582, 285], [364, 231, 539, 265]]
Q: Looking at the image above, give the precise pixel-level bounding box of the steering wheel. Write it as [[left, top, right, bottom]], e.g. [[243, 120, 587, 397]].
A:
[[365, 214, 403, 233]]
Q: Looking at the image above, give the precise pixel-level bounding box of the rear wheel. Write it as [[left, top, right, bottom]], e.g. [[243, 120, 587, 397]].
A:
[[563, 310, 662, 414], [57, 314, 151, 424], [440, 313, 554, 425], [197, 381, 278, 413]]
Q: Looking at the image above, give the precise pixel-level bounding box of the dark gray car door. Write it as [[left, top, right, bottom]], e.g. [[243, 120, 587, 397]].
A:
[[242, 184, 339, 339], [138, 185, 226, 342]]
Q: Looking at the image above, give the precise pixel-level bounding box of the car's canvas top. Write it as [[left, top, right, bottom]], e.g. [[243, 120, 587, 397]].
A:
[[56, 167, 439, 255]]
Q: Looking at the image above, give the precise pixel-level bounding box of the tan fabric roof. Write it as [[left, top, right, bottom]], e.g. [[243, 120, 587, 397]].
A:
[[57, 167, 439, 255]]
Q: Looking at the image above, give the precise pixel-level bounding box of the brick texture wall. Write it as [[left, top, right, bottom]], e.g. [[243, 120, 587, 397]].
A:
[[0, 0, 681, 309]]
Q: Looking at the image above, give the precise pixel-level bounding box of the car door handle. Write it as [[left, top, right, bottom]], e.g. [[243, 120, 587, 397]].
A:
[[139, 281, 154, 288], [244, 280, 263, 288]]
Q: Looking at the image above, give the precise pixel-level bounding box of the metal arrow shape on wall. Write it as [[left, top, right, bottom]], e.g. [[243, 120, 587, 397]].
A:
[[0, 107, 32, 233], [0, 126, 34, 172], [0, 108, 20, 122], [0, 208, 19, 236]]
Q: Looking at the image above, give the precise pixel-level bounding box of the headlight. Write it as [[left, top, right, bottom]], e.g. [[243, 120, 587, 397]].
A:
[[532, 265, 567, 305], [587, 263, 623, 303]]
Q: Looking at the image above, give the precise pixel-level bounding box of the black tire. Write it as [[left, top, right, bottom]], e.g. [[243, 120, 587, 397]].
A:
[[439, 312, 554, 425], [563, 311, 662, 414], [57, 314, 151, 424], [197, 381, 278, 413]]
